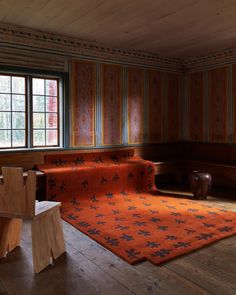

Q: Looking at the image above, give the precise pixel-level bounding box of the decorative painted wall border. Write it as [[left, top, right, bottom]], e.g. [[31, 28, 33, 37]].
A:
[[0, 22, 182, 71], [184, 48, 236, 72], [2, 22, 236, 73]]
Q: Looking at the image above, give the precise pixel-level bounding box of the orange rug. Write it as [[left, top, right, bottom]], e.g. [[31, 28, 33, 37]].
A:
[[38, 150, 236, 264]]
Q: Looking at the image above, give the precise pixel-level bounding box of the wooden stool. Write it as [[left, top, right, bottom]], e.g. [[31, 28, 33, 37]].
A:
[[0, 217, 22, 257], [0, 167, 66, 273]]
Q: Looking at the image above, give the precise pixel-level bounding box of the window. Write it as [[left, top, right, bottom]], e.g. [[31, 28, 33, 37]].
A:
[[0, 73, 62, 149], [32, 78, 59, 147]]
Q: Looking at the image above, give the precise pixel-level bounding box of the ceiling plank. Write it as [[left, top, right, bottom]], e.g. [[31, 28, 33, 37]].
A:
[[1, 0, 236, 57]]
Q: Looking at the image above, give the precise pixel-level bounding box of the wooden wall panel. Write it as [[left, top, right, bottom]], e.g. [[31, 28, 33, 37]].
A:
[[0, 143, 184, 173], [102, 64, 122, 145], [209, 67, 227, 142], [184, 142, 236, 165], [184, 142, 236, 188], [4, 142, 236, 188], [0, 47, 67, 72], [188, 72, 204, 141], [127, 67, 145, 144], [167, 73, 180, 141], [71, 60, 95, 147], [147, 70, 163, 142]]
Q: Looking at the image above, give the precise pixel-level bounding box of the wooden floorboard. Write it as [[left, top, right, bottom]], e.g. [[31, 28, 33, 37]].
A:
[[0, 187, 236, 295]]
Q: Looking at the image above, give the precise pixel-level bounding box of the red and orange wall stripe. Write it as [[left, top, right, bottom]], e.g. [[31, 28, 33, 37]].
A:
[[70, 59, 182, 148]]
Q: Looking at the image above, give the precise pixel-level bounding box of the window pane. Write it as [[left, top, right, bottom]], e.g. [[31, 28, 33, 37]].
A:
[[33, 113, 45, 128], [46, 80, 57, 96], [33, 130, 45, 146], [12, 77, 25, 94], [33, 78, 44, 95], [0, 74, 61, 149], [46, 130, 58, 145], [0, 76, 10, 93], [12, 112, 25, 129], [12, 130, 25, 147], [46, 96, 57, 112], [33, 96, 45, 112], [0, 112, 11, 129], [12, 95, 25, 111], [0, 94, 11, 111], [46, 113, 57, 128], [0, 130, 11, 147]]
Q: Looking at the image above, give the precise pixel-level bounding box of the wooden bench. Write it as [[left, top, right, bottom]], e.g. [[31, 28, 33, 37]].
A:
[[154, 160, 183, 175], [0, 162, 184, 196]]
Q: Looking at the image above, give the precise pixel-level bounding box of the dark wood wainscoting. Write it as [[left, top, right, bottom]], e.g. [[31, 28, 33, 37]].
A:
[[184, 142, 236, 165], [184, 142, 236, 188], [0, 142, 183, 172], [1, 142, 236, 188]]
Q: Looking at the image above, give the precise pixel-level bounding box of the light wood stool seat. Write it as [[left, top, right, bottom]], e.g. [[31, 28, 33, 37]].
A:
[[0, 167, 66, 273], [35, 201, 61, 217]]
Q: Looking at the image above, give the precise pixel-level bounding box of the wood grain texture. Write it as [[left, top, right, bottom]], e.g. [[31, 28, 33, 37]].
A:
[[128, 67, 144, 144], [0, 167, 65, 273], [184, 142, 236, 165], [1, 1, 236, 58], [102, 64, 122, 145], [0, 46, 67, 72], [0, 168, 36, 218], [0, 217, 22, 257], [4, 142, 236, 189], [0, 144, 184, 173], [1, 189, 236, 294], [183, 142, 236, 188], [32, 203, 65, 273], [71, 60, 96, 147]]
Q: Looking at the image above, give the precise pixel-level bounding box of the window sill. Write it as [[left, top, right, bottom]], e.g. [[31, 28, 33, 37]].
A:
[[0, 147, 65, 153]]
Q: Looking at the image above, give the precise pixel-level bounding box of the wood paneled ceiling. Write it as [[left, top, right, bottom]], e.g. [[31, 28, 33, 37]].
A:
[[1, 0, 236, 58]]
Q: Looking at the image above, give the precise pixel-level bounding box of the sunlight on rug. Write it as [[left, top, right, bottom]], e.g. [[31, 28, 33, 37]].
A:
[[38, 150, 236, 265]]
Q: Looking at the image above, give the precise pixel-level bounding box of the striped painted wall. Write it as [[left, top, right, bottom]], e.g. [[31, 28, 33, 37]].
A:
[[102, 64, 123, 146], [71, 60, 96, 147], [147, 70, 163, 142], [167, 73, 181, 141], [184, 65, 235, 143], [71, 59, 182, 147], [127, 67, 145, 144]]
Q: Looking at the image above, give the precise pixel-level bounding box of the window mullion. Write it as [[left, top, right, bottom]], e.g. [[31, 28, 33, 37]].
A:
[[27, 76, 33, 148], [10, 76, 13, 148], [44, 79, 46, 146]]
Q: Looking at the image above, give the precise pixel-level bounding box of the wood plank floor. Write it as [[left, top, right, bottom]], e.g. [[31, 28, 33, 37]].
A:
[[0, 187, 236, 295]]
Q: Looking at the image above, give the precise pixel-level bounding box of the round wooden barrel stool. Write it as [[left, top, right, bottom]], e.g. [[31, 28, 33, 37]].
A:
[[189, 171, 212, 200]]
